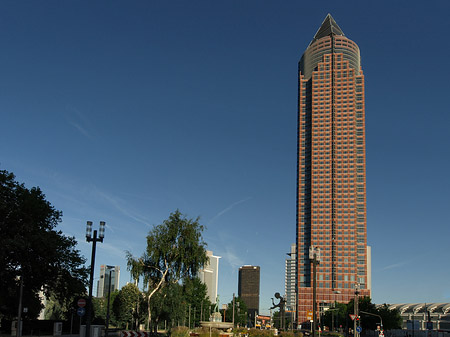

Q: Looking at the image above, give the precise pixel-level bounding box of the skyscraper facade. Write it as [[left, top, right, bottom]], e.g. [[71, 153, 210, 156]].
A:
[[285, 244, 297, 311], [97, 265, 120, 298], [198, 250, 221, 304], [296, 14, 370, 323], [238, 265, 260, 322]]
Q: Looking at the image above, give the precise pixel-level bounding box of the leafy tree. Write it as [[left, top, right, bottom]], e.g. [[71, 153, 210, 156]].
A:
[[126, 210, 208, 331], [182, 277, 211, 327], [322, 297, 401, 332], [322, 302, 347, 331], [44, 296, 65, 320], [0, 169, 88, 319], [376, 304, 402, 330], [113, 283, 146, 329], [223, 297, 248, 327]]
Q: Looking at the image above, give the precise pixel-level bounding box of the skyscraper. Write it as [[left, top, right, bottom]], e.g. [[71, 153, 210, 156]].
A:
[[296, 14, 370, 323], [97, 265, 120, 298], [285, 244, 297, 311], [238, 265, 260, 323], [198, 250, 221, 304]]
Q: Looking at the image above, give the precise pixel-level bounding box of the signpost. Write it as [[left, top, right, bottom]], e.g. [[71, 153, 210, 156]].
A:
[[307, 310, 313, 321]]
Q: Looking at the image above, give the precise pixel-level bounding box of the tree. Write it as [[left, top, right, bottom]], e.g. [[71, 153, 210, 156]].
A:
[[0, 169, 88, 319], [223, 297, 248, 327], [113, 283, 146, 329], [126, 210, 208, 331], [182, 277, 211, 327], [376, 304, 402, 330]]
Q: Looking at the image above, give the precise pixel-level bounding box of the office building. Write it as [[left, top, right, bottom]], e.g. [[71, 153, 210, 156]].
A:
[[198, 250, 221, 304], [97, 265, 120, 298], [238, 265, 260, 322], [285, 244, 297, 311], [296, 14, 370, 323]]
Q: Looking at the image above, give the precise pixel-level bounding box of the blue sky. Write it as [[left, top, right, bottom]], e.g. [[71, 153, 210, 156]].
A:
[[1, 1, 450, 314]]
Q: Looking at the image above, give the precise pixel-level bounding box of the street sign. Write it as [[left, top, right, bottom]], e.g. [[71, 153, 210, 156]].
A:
[[77, 299, 86, 308], [77, 307, 86, 317], [427, 322, 433, 330], [350, 314, 356, 321], [356, 326, 362, 333], [307, 310, 313, 320]]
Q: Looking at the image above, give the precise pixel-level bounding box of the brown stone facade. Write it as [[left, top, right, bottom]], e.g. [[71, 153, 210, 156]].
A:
[[296, 15, 370, 324], [238, 265, 260, 321]]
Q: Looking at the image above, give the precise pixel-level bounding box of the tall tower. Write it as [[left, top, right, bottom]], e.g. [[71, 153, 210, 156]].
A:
[[238, 265, 260, 323], [198, 250, 221, 303], [285, 244, 297, 311], [296, 14, 370, 323], [97, 265, 120, 298]]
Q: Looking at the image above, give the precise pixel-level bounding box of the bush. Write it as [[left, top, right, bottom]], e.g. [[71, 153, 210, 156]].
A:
[[279, 332, 295, 337], [194, 327, 220, 337], [247, 328, 275, 337], [171, 326, 190, 337]]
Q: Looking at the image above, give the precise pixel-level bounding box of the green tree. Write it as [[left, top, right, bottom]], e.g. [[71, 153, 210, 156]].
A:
[[223, 296, 248, 327], [376, 304, 402, 330], [182, 277, 211, 327], [113, 283, 146, 329], [126, 210, 208, 331], [322, 302, 347, 331], [0, 169, 88, 319]]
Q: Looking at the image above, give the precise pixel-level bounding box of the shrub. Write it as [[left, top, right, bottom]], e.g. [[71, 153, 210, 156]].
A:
[[171, 326, 190, 337], [247, 329, 275, 337]]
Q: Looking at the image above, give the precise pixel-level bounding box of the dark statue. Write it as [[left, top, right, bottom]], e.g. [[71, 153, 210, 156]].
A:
[[270, 292, 286, 330]]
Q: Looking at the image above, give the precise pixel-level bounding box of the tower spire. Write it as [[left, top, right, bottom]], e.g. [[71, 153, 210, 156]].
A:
[[310, 13, 345, 45]]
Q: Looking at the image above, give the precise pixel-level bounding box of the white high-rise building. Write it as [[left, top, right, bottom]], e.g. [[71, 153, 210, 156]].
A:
[[285, 244, 296, 311], [198, 251, 220, 304], [97, 265, 120, 298]]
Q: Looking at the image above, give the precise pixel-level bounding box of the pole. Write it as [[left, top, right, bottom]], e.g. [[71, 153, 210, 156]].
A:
[[105, 268, 113, 337], [16, 275, 24, 337], [86, 230, 98, 337], [189, 304, 191, 329], [354, 284, 359, 337], [232, 293, 235, 328], [312, 252, 317, 337]]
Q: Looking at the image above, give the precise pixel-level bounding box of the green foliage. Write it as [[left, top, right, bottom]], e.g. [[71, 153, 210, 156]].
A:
[[223, 296, 248, 326], [182, 277, 211, 325], [0, 169, 88, 319], [171, 326, 190, 337], [113, 283, 145, 329], [322, 297, 402, 332], [248, 328, 275, 337], [377, 304, 402, 330], [279, 332, 294, 337], [194, 327, 220, 337], [126, 210, 209, 330], [43, 296, 65, 320]]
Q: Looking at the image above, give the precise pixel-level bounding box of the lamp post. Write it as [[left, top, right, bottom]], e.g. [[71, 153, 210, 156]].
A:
[[105, 265, 115, 337], [354, 284, 360, 337], [332, 290, 341, 332], [85, 221, 105, 337], [309, 246, 321, 337], [360, 311, 383, 332]]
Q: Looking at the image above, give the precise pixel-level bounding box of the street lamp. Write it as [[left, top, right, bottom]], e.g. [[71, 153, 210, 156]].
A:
[[309, 246, 321, 337], [85, 221, 105, 337], [360, 311, 383, 332], [332, 291, 341, 332]]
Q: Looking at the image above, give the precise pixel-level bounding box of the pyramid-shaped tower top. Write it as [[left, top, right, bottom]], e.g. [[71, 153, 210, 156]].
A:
[[309, 14, 345, 46]]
